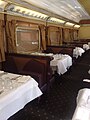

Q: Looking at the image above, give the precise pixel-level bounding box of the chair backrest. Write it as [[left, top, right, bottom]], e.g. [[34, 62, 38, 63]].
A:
[[3, 53, 53, 91], [23, 59, 45, 74], [2, 56, 18, 73], [59, 48, 73, 57]]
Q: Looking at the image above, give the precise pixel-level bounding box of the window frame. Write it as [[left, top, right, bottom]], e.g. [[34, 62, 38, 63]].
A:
[[16, 26, 41, 53]]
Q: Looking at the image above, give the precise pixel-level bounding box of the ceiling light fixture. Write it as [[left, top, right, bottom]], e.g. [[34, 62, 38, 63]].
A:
[[65, 22, 74, 26], [12, 6, 48, 19], [49, 17, 65, 24], [74, 24, 80, 28]]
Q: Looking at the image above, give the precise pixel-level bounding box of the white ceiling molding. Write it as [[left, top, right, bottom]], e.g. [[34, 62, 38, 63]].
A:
[[1, 0, 90, 26], [0, 0, 8, 11], [9, 5, 49, 20], [81, 24, 90, 27], [20, 0, 90, 23]]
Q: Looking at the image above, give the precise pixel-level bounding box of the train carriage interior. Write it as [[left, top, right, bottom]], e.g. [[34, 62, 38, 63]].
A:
[[0, 0, 90, 120]]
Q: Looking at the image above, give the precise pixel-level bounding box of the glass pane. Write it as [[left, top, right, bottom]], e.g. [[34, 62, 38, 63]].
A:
[[16, 28, 40, 53], [50, 31, 59, 46]]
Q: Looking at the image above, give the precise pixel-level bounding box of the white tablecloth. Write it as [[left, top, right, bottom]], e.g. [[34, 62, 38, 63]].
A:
[[88, 42, 90, 48], [50, 54, 72, 75], [83, 44, 89, 50], [30, 52, 53, 56], [73, 47, 85, 58], [72, 88, 90, 120], [0, 72, 42, 120]]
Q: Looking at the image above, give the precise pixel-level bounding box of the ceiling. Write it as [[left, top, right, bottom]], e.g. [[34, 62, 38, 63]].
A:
[[20, 0, 90, 22], [0, 0, 90, 23], [78, 0, 90, 16]]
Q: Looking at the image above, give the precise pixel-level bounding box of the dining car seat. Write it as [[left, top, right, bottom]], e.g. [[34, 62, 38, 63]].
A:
[[21, 59, 48, 92], [2, 57, 18, 74]]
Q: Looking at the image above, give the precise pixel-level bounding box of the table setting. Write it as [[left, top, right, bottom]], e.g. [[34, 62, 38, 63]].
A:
[[73, 47, 85, 58], [50, 54, 72, 75]]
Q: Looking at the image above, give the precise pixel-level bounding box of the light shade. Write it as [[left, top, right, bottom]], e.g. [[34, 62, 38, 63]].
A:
[[65, 22, 74, 26], [74, 24, 80, 28], [49, 17, 65, 24], [10, 6, 49, 19]]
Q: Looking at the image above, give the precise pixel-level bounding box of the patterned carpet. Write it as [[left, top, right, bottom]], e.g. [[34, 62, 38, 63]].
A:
[[9, 78, 80, 120], [8, 50, 90, 120]]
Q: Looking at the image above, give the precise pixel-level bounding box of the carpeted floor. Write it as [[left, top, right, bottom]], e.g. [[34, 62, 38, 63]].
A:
[[9, 78, 80, 120], [8, 50, 90, 120]]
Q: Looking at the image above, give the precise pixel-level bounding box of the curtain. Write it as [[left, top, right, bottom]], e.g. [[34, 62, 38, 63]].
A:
[[39, 25, 46, 50], [63, 28, 71, 42], [47, 26, 62, 46], [59, 27, 63, 45], [73, 30, 78, 40], [47, 27, 51, 45], [6, 20, 17, 53], [0, 20, 5, 62], [69, 29, 74, 41]]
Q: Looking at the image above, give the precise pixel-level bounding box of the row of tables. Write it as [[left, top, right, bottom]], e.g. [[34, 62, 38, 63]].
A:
[[72, 48, 90, 120], [50, 54, 72, 75], [0, 47, 86, 120], [31, 47, 86, 75], [31, 52, 73, 75], [0, 52, 73, 120]]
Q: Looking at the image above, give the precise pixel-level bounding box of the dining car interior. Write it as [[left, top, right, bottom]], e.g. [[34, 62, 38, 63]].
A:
[[0, 0, 90, 120]]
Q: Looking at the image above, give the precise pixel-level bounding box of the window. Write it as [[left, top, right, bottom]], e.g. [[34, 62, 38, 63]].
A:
[[16, 27, 40, 53], [48, 27, 61, 46], [50, 31, 60, 45]]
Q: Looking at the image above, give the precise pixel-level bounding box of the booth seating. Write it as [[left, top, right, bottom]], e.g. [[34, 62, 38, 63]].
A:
[[63, 40, 90, 48], [2, 53, 54, 92], [45, 45, 74, 57], [79, 39, 90, 43]]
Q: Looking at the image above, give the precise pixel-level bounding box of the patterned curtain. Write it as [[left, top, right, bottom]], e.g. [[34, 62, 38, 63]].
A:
[[47, 27, 51, 46], [69, 29, 74, 41], [63, 28, 70, 42], [47, 26, 62, 46], [0, 20, 5, 62], [39, 25, 46, 51], [45, 26, 49, 46], [73, 30, 78, 40], [6, 20, 17, 53], [59, 27, 63, 45]]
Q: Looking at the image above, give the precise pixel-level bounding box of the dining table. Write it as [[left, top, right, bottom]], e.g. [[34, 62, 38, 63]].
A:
[[73, 47, 85, 58], [0, 71, 42, 120], [50, 54, 72, 75], [72, 87, 90, 120], [83, 44, 89, 50]]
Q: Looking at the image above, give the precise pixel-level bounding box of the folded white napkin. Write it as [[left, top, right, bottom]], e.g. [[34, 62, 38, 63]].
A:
[[17, 76, 30, 83]]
